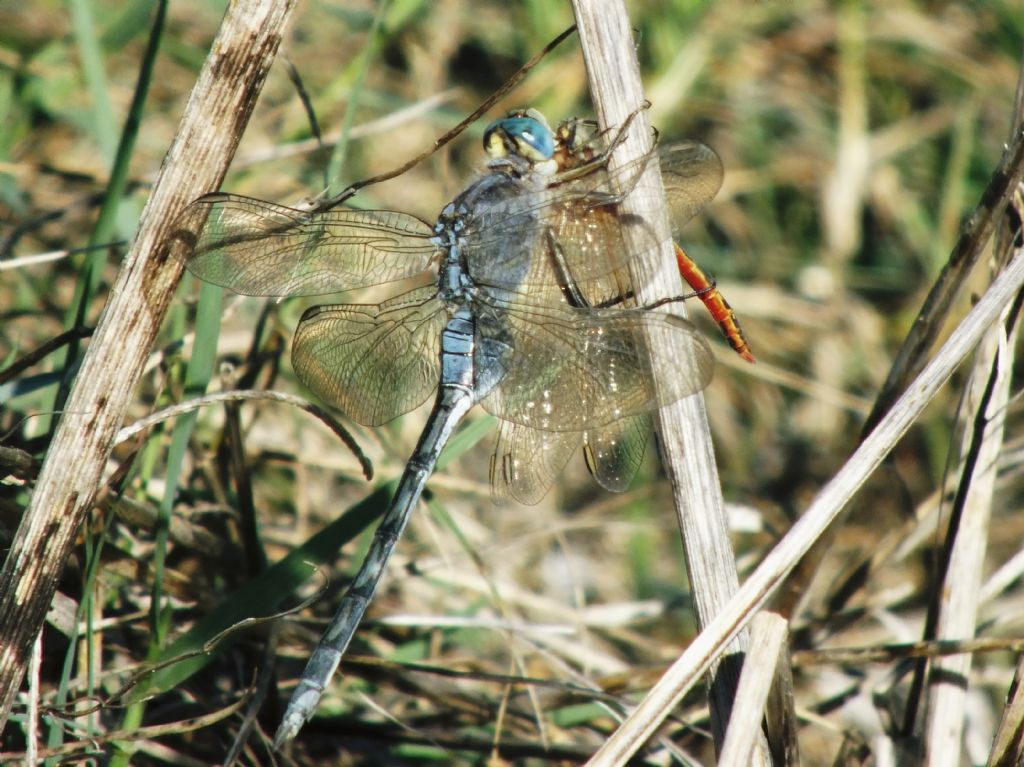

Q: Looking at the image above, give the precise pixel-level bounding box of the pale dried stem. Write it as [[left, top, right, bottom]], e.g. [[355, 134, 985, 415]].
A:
[[924, 277, 1018, 761], [924, 49, 1024, 767], [569, 0, 770, 763], [718, 612, 790, 767], [0, 0, 297, 729]]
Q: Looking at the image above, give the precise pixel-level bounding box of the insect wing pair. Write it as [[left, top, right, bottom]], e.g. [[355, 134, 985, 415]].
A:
[[184, 113, 722, 504]]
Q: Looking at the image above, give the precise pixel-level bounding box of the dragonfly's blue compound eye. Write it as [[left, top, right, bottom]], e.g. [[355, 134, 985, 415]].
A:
[[483, 116, 555, 162]]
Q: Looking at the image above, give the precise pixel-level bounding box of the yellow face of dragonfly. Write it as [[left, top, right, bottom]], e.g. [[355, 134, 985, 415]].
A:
[[482, 109, 559, 175]]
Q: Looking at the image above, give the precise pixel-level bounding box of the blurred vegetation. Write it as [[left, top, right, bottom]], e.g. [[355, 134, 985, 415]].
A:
[[2, 0, 1023, 764]]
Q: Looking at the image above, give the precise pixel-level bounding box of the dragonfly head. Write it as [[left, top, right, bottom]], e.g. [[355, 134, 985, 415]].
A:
[[483, 112, 556, 171]]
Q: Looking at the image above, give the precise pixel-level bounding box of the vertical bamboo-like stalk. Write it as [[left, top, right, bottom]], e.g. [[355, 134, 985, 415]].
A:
[[568, 0, 769, 761], [0, 0, 296, 729]]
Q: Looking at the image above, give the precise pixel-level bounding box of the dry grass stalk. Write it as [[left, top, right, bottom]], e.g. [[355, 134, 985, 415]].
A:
[[569, 0, 771, 763], [922, 212, 1022, 762], [0, 0, 297, 733], [717, 612, 791, 767], [922, 51, 1024, 766]]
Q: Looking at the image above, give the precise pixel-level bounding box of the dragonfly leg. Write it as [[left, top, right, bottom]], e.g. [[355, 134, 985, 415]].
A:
[[548, 104, 652, 185]]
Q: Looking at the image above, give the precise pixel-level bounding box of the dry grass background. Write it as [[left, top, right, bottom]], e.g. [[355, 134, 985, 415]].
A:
[[2, 0, 1023, 764]]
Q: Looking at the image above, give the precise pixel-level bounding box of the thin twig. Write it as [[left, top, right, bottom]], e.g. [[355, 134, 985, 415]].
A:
[[323, 25, 578, 207], [0, 326, 94, 386], [113, 388, 372, 479], [232, 90, 459, 168]]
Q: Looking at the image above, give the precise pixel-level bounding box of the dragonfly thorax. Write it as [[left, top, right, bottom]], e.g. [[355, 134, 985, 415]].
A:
[[432, 166, 550, 302], [432, 203, 472, 302]]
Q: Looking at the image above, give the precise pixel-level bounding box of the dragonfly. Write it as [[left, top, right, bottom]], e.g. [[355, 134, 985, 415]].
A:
[[545, 112, 755, 363], [182, 109, 720, 745], [483, 112, 744, 504]]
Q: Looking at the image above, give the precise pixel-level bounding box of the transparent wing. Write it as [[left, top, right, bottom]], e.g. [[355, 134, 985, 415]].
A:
[[489, 413, 651, 504], [459, 178, 630, 295], [583, 415, 650, 493], [292, 286, 444, 426], [539, 141, 723, 293], [461, 141, 722, 296], [479, 299, 714, 432], [551, 119, 723, 236], [453, 173, 549, 297], [489, 421, 579, 505], [659, 142, 724, 235], [182, 193, 436, 297]]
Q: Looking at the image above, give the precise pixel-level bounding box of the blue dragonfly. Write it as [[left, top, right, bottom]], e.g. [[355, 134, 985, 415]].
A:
[[182, 109, 720, 744]]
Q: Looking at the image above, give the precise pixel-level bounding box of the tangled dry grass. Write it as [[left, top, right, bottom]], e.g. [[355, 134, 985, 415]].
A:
[[2, 1, 1024, 764]]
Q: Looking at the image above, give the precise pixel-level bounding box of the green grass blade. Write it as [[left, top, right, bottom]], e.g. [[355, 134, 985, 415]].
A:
[[129, 482, 393, 699], [54, 0, 168, 419], [69, 0, 117, 163], [326, 0, 391, 195], [436, 414, 495, 471]]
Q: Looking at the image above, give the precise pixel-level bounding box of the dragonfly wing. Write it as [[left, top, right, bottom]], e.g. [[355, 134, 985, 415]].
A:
[[461, 141, 719, 297], [460, 133, 722, 296], [479, 301, 714, 432], [659, 141, 723, 234], [550, 131, 723, 232], [538, 141, 722, 291], [454, 158, 646, 296], [489, 421, 579, 505], [541, 160, 660, 293], [183, 193, 436, 297], [543, 203, 642, 307], [583, 414, 650, 493], [292, 287, 444, 426]]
